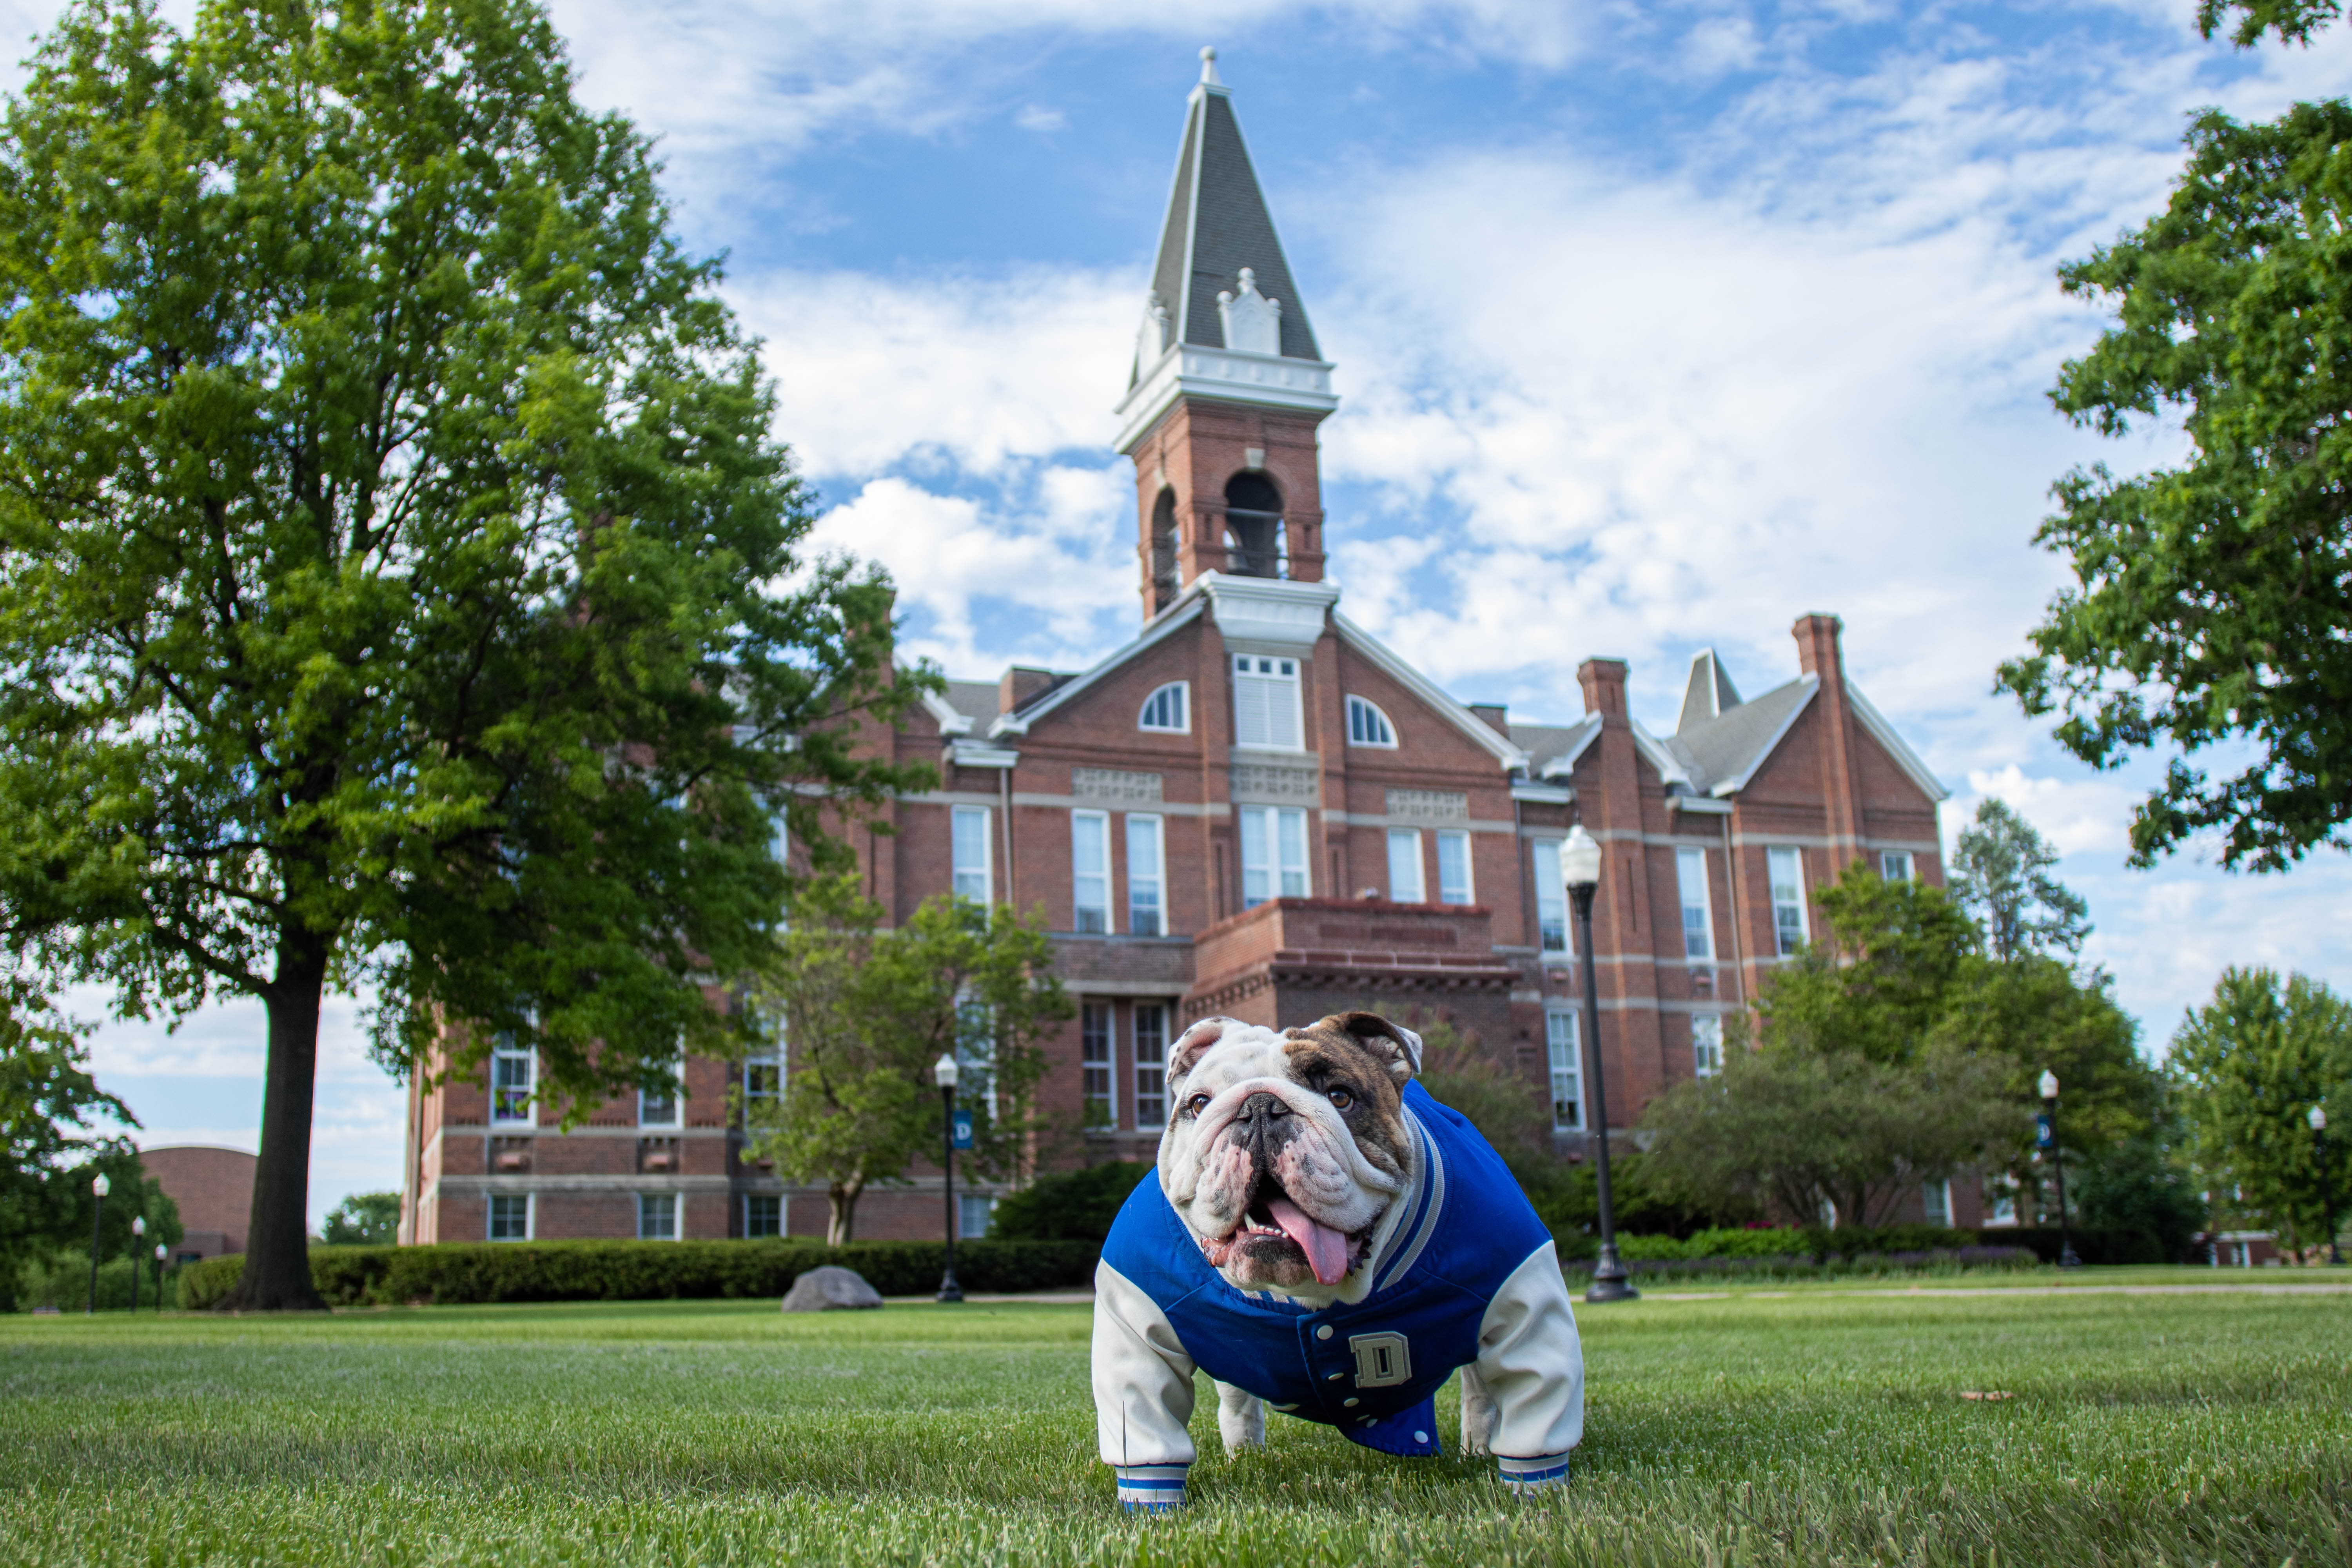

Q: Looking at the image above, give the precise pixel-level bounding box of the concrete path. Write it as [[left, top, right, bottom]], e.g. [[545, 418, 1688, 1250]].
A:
[[1643, 1281, 2352, 1300]]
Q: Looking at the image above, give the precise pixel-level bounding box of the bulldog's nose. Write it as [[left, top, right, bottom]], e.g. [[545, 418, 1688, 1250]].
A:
[[1238, 1091, 1290, 1122]]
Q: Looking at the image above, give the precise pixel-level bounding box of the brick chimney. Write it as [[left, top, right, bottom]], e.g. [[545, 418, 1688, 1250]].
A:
[[1577, 658, 1629, 720], [1791, 613, 1866, 864], [1000, 666, 1057, 715]]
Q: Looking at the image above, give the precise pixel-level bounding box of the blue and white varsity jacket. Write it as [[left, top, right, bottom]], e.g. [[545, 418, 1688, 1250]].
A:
[[1093, 1080, 1583, 1508]]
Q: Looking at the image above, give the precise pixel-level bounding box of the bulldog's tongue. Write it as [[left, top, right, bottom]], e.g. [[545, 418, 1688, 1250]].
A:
[[1265, 1194, 1349, 1286]]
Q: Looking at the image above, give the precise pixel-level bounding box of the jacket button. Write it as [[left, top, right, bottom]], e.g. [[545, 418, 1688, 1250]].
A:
[[1343, 1397, 1359, 1407], [1315, 1326, 1332, 1340]]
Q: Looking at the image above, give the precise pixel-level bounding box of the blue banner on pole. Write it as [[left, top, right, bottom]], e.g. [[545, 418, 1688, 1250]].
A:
[[2035, 1112, 2053, 1150], [952, 1109, 975, 1150]]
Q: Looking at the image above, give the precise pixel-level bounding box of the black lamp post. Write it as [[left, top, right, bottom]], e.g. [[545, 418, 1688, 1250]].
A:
[[2312, 1105, 2342, 1266], [129, 1216, 145, 1313], [2040, 1071, 2080, 1269], [153, 1243, 168, 1313], [934, 1053, 965, 1303], [1562, 825, 1635, 1303], [86, 1172, 109, 1314]]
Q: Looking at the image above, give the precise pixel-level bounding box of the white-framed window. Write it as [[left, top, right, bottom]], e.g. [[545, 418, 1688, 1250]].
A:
[[952, 806, 993, 904], [1436, 830, 1473, 906], [1691, 1014, 1724, 1078], [1138, 682, 1189, 733], [637, 1192, 678, 1241], [1239, 806, 1309, 906], [1134, 1004, 1168, 1127], [1071, 810, 1111, 933], [1386, 828, 1425, 903], [1545, 1009, 1583, 1131], [958, 1193, 996, 1240], [487, 1192, 532, 1242], [1532, 840, 1568, 954], [639, 1065, 683, 1128], [1081, 1003, 1115, 1130], [1676, 847, 1713, 961], [1880, 850, 1914, 882], [955, 997, 999, 1120], [1768, 846, 1808, 956], [1922, 1179, 1953, 1227], [744, 1194, 782, 1238], [1126, 814, 1166, 936], [1346, 695, 1397, 748], [490, 1044, 535, 1126], [1984, 1179, 2018, 1227], [743, 1048, 782, 1109], [1232, 654, 1302, 750]]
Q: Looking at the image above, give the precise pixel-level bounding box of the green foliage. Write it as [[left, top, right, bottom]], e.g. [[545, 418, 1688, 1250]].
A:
[[175, 1238, 1098, 1310], [1931, 956, 2161, 1155], [1948, 799, 2091, 962], [2169, 967, 2352, 1247], [319, 1192, 400, 1247], [741, 880, 1072, 1243], [2074, 1136, 2209, 1263], [987, 1161, 1152, 1243], [0, 0, 931, 1307], [1998, 93, 2352, 869], [15, 1249, 183, 1311], [1508, 1149, 1739, 1246], [1397, 1009, 1549, 1158], [1753, 872, 1979, 1064], [2196, 0, 2341, 47]]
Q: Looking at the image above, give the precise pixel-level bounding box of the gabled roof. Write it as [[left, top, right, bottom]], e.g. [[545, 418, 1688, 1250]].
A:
[[1676, 648, 1743, 733], [987, 598, 1209, 738], [1331, 613, 1530, 770], [1135, 56, 1320, 381], [1666, 674, 1819, 796], [1509, 716, 1601, 779], [1846, 683, 1952, 802]]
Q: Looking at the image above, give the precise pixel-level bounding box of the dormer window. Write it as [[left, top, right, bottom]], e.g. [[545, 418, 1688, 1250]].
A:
[[1346, 695, 1397, 748], [1138, 681, 1189, 733], [1232, 655, 1301, 750]]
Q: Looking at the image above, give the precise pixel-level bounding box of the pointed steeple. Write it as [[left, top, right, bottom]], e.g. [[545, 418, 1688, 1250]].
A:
[[1677, 649, 1744, 734], [1116, 50, 1338, 619], [1135, 47, 1321, 379]]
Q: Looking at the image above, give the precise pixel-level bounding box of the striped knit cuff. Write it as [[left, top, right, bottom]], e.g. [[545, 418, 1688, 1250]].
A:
[[1115, 1463, 1190, 1510], [1497, 1452, 1572, 1491]]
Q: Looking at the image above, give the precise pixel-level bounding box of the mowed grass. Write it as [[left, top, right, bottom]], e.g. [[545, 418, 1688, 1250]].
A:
[[2, 1279, 2348, 1566]]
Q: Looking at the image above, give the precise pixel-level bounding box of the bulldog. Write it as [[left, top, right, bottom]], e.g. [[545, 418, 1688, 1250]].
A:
[[1091, 1011, 1584, 1510]]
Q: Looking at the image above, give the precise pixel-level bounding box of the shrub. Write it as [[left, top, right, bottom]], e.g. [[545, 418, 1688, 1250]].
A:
[[178, 1238, 1099, 1309], [1982, 1226, 2169, 1265], [16, 1250, 186, 1311], [989, 1162, 1154, 1243]]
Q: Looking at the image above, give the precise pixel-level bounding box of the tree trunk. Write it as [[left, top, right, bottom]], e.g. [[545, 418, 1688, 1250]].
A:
[[828, 1178, 863, 1245], [218, 931, 330, 1311]]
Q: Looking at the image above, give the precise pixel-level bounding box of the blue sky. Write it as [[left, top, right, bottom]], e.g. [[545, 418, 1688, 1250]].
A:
[[9, 0, 2351, 1224]]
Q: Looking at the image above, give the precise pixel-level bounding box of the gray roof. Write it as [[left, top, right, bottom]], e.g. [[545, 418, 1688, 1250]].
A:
[[940, 680, 1003, 730], [1138, 76, 1320, 379], [1676, 649, 1743, 734], [1664, 677, 1816, 794], [1507, 716, 1600, 776]]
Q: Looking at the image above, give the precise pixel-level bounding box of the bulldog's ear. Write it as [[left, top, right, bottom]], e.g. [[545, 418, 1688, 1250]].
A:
[[1168, 1016, 1236, 1082], [1313, 1012, 1423, 1084]]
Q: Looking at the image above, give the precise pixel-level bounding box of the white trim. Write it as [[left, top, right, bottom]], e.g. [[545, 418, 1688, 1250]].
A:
[[1080, 1000, 1118, 1131], [947, 742, 1020, 769], [1124, 812, 1168, 937], [1534, 718, 1602, 781], [1386, 826, 1425, 902], [486, 1191, 534, 1242], [1631, 722, 1695, 791], [989, 598, 1207, 737], [1332, 613, 1530, 769], [1710, 675, 1819, 797], [1845, 683, 1951, 802], [1206, 573, 1338, 655], [1511, 783, 1575, 805], [920, 691, 975, 737], [1345, 694, 1399, 748], [1071, 808, 1112, 934], [489, 1046, 535, 1127], [1138, 681, 1190, 734], [1668, 795, 1732, 815], [1434, 828, 1474, 906], [638, 1062, 685, 1129], [636, 1191, 681, 1241], [1114, 343, 1339, 454], [951, 804, 994, 904]]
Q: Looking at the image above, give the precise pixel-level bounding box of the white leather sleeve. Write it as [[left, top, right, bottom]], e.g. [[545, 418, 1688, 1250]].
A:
[[1473, 1240, 1585, 1460], [1092, 1259, 1200, 1467]]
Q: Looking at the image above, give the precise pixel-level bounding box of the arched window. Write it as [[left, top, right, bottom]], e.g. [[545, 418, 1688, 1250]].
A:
[[1149, 490, 1179, 613], [1138, 682, 1189, 733], [1347, 695, 1397, 747], [1223, 472, 1283, 579]]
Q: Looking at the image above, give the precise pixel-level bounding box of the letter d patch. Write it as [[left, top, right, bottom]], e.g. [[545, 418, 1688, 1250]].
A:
[[1347, 1331, 1411, 1388]]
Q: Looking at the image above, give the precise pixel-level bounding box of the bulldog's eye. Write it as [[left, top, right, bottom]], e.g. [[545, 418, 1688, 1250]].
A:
[[1327, 1087, 1354, 1110], [1185, 1093, 1213, 1118]]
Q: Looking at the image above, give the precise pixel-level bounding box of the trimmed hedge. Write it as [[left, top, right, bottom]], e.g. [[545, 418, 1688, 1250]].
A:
[[1561, 1246, 2040, 1282], [178, 1238, 1099, 1310], [1985, 1226, 2169, 1266]]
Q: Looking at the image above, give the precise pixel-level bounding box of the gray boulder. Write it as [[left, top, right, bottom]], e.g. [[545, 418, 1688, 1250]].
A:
[[781, 1265, 884, 1312]]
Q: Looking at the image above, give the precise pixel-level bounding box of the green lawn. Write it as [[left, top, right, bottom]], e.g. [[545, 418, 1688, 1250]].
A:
[[3, 1279, 2348, 1566]]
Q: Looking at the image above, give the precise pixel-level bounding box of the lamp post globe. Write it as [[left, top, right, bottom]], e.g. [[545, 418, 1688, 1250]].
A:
[[130, 1217, 146, 1313], [2313, 1104, 2343, 1266], [2039, 1069, 2080, 1269], [933, 1053, 964, 1303], [85, 1172, 110, 1314], [1560, 825, 1635, 1303], [153, 1243, 168, 1314]]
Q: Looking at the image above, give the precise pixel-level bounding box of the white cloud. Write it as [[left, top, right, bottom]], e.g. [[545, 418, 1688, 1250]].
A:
[[1014, 102, 1067, 132], [1947, 766, 2136, 858]]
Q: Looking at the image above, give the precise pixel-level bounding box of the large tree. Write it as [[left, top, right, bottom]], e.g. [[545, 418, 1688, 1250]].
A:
[[2170, 967, 2352, 1249], [1947, 800, 2090, 962], [0, 0, 927, 1309], [742, 880, 1070, 1243], [1996, 4, 2352, 871]]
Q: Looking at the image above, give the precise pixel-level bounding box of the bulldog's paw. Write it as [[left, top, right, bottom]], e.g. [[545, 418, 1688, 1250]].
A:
[[1214, 1380, 1266, 1456], [1115, 1464, 1189, 1511], [1496, 1453, 1573, 1494]]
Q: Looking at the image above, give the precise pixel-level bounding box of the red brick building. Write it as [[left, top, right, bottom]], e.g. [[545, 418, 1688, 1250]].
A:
[[401, 55, 1962, 1247]]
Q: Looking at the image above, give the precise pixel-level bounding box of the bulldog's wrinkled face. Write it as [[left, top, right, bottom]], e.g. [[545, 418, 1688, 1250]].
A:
[[1156, 1011, 1422, 1292]]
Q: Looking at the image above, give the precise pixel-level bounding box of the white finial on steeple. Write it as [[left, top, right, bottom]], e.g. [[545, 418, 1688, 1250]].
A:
[[1199, 45, 1221, 85]]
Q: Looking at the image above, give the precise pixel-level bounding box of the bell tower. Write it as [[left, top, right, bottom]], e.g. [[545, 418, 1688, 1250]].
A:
[[1113, 48, 1339, 621]]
